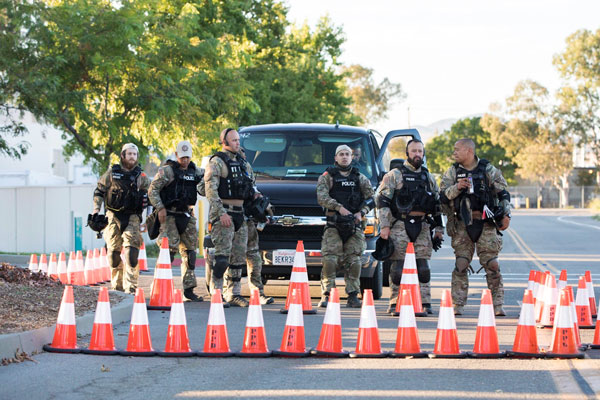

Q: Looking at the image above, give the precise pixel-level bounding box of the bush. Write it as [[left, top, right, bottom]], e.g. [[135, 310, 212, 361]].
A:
[[588, 198, 600, 211]]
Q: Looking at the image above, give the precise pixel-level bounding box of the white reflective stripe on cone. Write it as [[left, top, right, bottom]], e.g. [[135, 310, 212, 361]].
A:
[[587, 281, 595, 300], [400, 271, 419, 285], [285, 304, 304, 327], [477, 304, 496, 327], [245, 305, 265, 328], [398, 305, 417, 328], [518, 303, 536, 326], [323, 302, 341, 326], [131, 303, 150, 325], [48, 259, 57, 275], [207, 304, 226, 326], [576, 286, 589, 306], [555, 305, 573, 329], [358, 305, 378, 329], [169, 302, 187, 326], [403, 254, 417, 269], [293, 253, 307, 268], [289, 270, 309, 283], [139, 248, 147, 259], [158, 248, 171, 265], [94, 302, 113, 324], [437, 307, 456, 330], [57, 303, 76, 325], [155, 268, 173, 280]]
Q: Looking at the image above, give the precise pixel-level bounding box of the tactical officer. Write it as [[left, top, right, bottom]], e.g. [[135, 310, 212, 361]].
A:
[[440, 138, 511, 316], [317, 144, 375, 308], [204, 128, 256, 307], [92, 143, 150, 294], [148, 141, 203, 302], [376, 139, 444, 315]]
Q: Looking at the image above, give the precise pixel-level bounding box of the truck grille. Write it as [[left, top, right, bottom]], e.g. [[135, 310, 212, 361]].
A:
[[259, 225, 325, 241], [272, 206, 324, 216]]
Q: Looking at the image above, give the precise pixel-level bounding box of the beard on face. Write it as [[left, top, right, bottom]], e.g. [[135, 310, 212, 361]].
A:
[[408, 156, 422, 169], [121, 156, 137, 170]]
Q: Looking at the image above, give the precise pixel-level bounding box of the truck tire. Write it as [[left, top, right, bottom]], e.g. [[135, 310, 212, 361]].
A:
[[360, 261, 383, 300], [382, 260, 391, 287]]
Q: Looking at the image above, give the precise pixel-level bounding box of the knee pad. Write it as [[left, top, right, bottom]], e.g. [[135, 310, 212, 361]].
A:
[[186, 250, 196, 271], [169, 251, 177, 263], [486, 257, 499, 272], [109, 250, 121, 268], [416, 259, 430, 283], [124, 246, 139, 268], [391, 260, 404, 286], [454, 256, 471, 273], [213, 255, 229, 279]]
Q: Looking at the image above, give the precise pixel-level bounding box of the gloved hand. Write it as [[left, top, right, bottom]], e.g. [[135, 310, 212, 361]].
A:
[[431, 231, 444, 251]]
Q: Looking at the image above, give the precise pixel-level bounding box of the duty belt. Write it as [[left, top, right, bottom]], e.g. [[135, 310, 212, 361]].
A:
[[223, 204, 243, 213]]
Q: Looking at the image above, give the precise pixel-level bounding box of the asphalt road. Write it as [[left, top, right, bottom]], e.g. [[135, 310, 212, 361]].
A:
[[2, 209, 600, 399]]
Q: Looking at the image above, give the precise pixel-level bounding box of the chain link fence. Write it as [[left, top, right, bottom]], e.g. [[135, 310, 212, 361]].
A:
[[509, 186, 600, 209]]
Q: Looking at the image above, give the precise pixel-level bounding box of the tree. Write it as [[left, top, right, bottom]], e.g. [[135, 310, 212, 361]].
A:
[[341, 64, 406, 125], [554, 28, 600, 183], [425, 117, 516, 184]]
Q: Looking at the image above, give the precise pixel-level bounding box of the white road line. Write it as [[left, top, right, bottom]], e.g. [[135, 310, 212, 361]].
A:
[[557, 216, 600, 231]]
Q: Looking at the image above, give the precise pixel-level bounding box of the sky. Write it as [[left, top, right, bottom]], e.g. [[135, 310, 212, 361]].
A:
[[285, 0, 600, 133]]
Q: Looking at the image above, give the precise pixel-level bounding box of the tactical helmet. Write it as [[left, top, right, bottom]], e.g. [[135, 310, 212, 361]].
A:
[[87, 213, 108, 233], [372, 237, 394, 261], [245, 196, 270, 222]]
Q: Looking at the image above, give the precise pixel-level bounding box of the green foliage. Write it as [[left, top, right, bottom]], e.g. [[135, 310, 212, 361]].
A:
[[425, 117, 516, 184]]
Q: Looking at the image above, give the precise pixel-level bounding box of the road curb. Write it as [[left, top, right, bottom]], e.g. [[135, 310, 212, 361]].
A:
[[0, 291, 134, 360]]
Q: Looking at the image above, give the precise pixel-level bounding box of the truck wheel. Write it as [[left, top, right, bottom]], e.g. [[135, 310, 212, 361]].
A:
[[360, 261, 383, 300], [382, 260, 391, 287]]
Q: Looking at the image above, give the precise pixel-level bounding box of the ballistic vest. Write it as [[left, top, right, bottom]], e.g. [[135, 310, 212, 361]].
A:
[[391, 165, 437, 217], [212, 152, 254, 200], [453, 159, 494, 212], [326, 166, 363, 214], [159, 160, 200, 211], [105, 164, 145, 214]]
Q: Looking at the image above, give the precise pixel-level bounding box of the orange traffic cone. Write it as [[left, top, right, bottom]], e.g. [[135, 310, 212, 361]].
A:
[[84, 250, 97, 285], [469, 289, 505, 358], [558, 269, 568, 291], [585, 270, 597, 318], [83, 287, 118, 355], [148, 237, 174, 310], [532, 270, 541, 306], [393, 243, 426, 317], [237, 289, 272, 357], [198, 289, 234, 357], [28, 254, 38, 272], [590, 319, 600, 349], [47, 253, 57, 279], [100, 247, 111, 282], [120, 288, 156, 356], [57, 252, 68, 284], [431, 289, 466, 358], [311, 288, 348, 357], [280, 241, 316, 314], [576, 276, 595, 329], [73, 250, 86, 285], [539, 273, 558, 328], [158, 289, 194, 357], [138, 241, 149, 272], [43, 285, 80, 353], [390, 289, 428, 358], [566, 286, 583, 349], [507, 289, 542, 358], [526, 270, 535, 293], [350, 289, 386, 358], [273, 289, 310, 357], [92, 248, 103, 284], [546, 289, 584, 359], [38, 254, 48, 274], [535, 271, 549, 321]]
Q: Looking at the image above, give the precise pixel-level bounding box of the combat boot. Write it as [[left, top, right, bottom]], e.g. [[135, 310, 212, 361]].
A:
[[183, 288, 203, 302], [423, 303, 433, 315], [227, 295, 249, 307], [318, 294, 329, 308], [494, 305, 506, 316], [260, 294, 274, 305], [454, 305, 464, 315], [387, 303, 396, 314], [346, 292, 362, 308]]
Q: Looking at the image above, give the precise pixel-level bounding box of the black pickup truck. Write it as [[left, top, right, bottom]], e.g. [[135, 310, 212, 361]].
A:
[[204, 123, 421, 299]]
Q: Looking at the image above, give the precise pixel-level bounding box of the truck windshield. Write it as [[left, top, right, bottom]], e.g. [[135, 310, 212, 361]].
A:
[[240, 131, 375, 180]]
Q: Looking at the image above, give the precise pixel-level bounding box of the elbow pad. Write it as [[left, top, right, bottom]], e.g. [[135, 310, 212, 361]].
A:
[[497, 189, 510, 203], [377, 195, 392, 209]]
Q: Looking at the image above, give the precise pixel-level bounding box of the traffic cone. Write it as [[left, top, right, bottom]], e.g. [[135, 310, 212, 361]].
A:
[[539, 273, 558, 328], [84, 250, 97, 285], [532, 270, 541, 306], [38, 254, 48, 274], [576, 276, 595, 329], [237, 289, 272, 357], [430, 289, 466, 358], [349, 289, 386, 358], [546, 289, 584, 359], [280, 241, 316, 314], [138, 241, 149, 272], [100, 247, 111, 282], [558, 269, 568, 291], [585, 270, 597, 318], [534, 271, 549, 321], [158, 289, 194, 357], [566, 286, 584, 349], [311, 288, 348, 357], [73, 250, 86, 286], [48, 253, 58, 280], [468, 289, 505, 358], [57, 252, 68, 284], [120, 288, 156, 356], [590, 319, 600, 349], [43, 285, 80, 353], [526, 270, 535, 293], [198, 289, 234, 357], [147, 237, 174, 310], [273, 289, 310, 357], [507, 289, 543, 358], [92, 248, 104, 284], [82, 287, 118, 355], [393, 243, 426, 317], [390, 289, 428, 358], [28, 254, 38, 272]]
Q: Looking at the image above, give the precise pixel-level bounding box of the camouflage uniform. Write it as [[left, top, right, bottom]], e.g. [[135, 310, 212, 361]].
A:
[[148, 163, 204, 291], [205, 149, 255, 303], [93, 164, 150, 293], [375, 161, 443, 309], [317, 167, 375, 299], [440, 157, 510, 310], [245, 218, 268, 296]]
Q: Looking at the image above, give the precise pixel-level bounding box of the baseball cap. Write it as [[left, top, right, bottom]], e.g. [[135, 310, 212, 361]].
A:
[[176, 140, 193, 158], [121, 143, 138, 153], [335, 144, 352, 156]]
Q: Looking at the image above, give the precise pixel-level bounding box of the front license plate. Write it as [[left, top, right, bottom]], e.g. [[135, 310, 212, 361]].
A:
[[273, 250, 296, 265]]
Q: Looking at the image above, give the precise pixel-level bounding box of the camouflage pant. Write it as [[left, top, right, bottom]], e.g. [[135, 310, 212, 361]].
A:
[[211, 214, 248, 299], [387, 220, 432, 305], [245, 219, 265, 295], [105, 212, 141, 293], [450, 220, 504, 307], [156, 212, 198, 290], [321, 226, 365, 295]]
